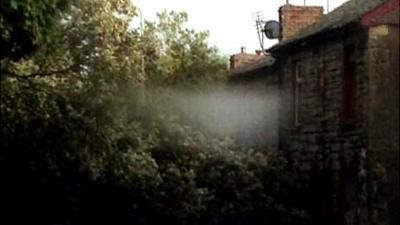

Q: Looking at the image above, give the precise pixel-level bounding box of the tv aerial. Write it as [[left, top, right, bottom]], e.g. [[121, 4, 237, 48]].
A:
[[253, 11, 280, 54]]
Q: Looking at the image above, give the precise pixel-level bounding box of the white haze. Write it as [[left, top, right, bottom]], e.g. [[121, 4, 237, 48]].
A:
[[152, 87, 279, 149]]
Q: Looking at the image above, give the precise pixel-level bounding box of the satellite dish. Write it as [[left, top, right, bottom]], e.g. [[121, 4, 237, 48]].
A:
[[253, 13, 280, 53], [263, 20, 280, 39]]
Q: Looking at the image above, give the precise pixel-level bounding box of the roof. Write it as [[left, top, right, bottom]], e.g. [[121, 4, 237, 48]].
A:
[[230, 55, 276, 76], [229, 0, 392, 77], [269, 0, 388, 52]]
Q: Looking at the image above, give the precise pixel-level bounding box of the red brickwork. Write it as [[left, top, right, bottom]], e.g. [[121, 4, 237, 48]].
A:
[[279, 4, 324, 41]]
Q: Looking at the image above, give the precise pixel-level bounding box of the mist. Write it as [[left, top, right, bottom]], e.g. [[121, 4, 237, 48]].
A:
[[144, 85, 279, 149]]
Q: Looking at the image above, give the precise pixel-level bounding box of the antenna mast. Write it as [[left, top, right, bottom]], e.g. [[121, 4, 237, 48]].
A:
[[327, 0, 330, 13], [253, 11, 266, 53]]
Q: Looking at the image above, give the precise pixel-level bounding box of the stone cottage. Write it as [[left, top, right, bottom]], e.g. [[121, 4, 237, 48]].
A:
[[229, 0, 399, 224]]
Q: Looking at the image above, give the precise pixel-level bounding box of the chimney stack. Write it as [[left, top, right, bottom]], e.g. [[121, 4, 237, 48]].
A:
[[230, 48, 265, 70], [279, 4, 323, 41]]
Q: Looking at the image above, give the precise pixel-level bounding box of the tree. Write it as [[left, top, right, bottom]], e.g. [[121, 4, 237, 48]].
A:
[[145, 11, 228, 87], [0, 0, 70, 62], [1, 1, 313, 224]]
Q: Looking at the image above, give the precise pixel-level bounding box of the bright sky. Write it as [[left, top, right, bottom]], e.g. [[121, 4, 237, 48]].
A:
[[132, 0, 349, 56]]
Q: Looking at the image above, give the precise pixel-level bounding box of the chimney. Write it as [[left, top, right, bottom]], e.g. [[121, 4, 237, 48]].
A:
[[230, 48, 265, 70], [279, 4, 324, 41]]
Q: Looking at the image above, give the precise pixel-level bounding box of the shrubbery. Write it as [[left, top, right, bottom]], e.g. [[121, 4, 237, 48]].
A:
[[1, 79, 312, 225], [1, 1, 314, 224]]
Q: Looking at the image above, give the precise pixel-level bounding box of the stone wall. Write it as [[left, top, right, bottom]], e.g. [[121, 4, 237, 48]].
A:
[[275, 20, 399, 224], [230, 4, 399, 224], [279, 4, 324, 41], [277, 27, 371, 225], [366, 24, 399, 225]]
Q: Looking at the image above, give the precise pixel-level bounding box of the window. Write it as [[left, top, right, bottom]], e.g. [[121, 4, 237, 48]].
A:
[[341, 44, 356, 125], [292, 61, 303, 127]]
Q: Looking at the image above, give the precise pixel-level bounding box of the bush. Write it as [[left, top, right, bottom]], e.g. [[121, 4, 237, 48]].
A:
[[0, 77, 313, 225], [1, 1, 313, 224]]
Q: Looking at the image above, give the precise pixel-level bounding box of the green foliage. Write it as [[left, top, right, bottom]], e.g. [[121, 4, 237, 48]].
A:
[[0, 0, 70, 61], [1, 77, 312, 225], [1, 1, 313, 225], [146, 11, 228, 87]]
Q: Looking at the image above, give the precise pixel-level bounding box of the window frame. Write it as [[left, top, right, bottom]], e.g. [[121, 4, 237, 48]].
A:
[[341, 44, 357, 126], [291, 60, 303, 128]]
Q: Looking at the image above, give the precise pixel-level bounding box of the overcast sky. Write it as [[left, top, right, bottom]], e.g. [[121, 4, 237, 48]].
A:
[[132, 0, 349, 56]]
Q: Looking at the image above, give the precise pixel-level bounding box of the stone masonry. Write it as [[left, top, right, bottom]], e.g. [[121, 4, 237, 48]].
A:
[[230, 1, 399, 224], [272, 1, 399, 224], [276, 26, 371, 225]]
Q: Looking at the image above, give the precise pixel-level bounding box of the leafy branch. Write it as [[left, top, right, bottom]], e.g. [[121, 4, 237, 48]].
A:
[[1, 66, 76, 79]]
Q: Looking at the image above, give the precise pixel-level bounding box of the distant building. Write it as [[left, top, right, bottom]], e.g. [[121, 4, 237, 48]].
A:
[[229, 52, 279, 149], [229, 0, 399, 224]]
